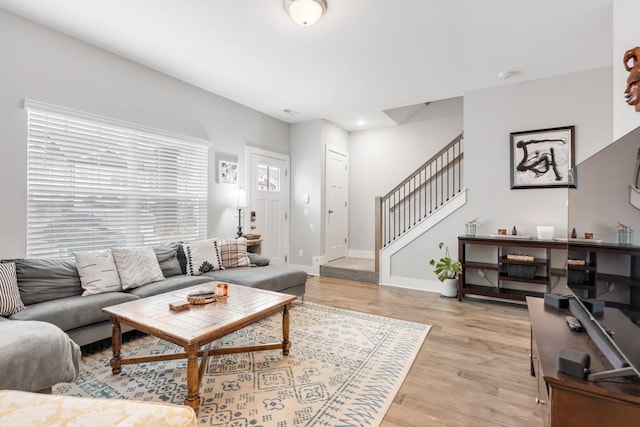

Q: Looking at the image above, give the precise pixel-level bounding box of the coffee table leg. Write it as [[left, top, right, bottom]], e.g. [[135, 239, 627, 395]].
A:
[[282, 303, 291, 356], [109, 317, 122, 374], [184, 345, 201, 411]]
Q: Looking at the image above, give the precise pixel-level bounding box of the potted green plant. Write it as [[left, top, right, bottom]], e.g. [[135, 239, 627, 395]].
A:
[[429, 242, 462, 297]]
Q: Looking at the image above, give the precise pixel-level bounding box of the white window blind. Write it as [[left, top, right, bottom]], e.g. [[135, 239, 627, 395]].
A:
[[25, 100, 209, 258]]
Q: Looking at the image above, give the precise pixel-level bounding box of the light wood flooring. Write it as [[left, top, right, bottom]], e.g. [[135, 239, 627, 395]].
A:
[[304, 275, 543, 427]]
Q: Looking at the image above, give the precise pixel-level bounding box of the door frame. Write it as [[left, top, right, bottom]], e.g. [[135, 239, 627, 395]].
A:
[[245, 146, 290, 264], [324, 145, 349, 261]]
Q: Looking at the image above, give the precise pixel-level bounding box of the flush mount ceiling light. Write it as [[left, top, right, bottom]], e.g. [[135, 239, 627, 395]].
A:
[[285, 0, 327, 26]]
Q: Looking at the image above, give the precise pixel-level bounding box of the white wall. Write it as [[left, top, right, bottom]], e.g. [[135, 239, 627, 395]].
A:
[[613, 0, 640, 139], [348, 97, 464, 252], [289, 119, 348, 271], [290, 120, 323, 267], [0, 10, 289, 258], [389, 67, 613, 283]]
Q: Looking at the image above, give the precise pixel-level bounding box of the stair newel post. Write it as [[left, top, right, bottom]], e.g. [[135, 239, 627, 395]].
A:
[[375, 196, 382, 273]]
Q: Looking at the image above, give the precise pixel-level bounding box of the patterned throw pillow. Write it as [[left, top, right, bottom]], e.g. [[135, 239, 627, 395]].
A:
[[73, 249, 122, 296], [112, 246, 165, 290], [180, 239, 224, 276], [0, 262, 26, 316], [217, 237, 251, 268]]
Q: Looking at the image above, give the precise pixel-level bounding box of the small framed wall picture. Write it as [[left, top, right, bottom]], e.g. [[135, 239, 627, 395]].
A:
[[219, 160, 238, 184], [510, 125, 576, 189]]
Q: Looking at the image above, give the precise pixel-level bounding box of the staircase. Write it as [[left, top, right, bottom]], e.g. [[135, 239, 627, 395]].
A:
[[318, 133, 464, 286], [375, 133, 465, 275]]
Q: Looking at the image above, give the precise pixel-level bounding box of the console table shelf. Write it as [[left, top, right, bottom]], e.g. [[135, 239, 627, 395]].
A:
[[458, 236, 566, 302]]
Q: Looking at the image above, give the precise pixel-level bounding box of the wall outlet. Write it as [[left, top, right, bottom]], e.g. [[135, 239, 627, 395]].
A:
[[298, 249, 304, 257]]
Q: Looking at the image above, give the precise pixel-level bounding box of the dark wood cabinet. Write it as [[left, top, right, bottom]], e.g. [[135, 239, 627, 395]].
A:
[[527, 297, 640, 426]]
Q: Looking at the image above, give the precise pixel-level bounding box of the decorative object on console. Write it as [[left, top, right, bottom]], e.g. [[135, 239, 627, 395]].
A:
[[464, 218, 478, 237], [510, 126, 576, 189], [73, 249, 122, 295], [111, 246, 165, 290], [180, 239, 224, 276], [0, 262, 25, 316], [623, 46, 640, 112], [536, 225, 554, 240], [617, 221, 633, 245]]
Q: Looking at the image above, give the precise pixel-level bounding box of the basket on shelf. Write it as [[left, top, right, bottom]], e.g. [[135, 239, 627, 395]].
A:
[[567, 270, 586, 284], [506, 264, 537, 279]]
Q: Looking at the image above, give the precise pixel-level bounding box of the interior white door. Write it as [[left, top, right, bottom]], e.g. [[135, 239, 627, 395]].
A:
[[325, 148, 348, 261], [248, 149, 289, 265]]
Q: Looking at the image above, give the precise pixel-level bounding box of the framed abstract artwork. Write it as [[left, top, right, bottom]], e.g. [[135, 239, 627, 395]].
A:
[[219, 160, 238, 184], [510, 126, 576, 189]]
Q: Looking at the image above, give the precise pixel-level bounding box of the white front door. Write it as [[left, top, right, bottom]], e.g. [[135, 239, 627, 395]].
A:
[[247, 148, 289, 265], [325, 147, 348, 261]]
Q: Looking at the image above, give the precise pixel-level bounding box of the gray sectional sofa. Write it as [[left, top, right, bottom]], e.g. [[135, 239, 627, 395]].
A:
[[1, 242, 306, 347]]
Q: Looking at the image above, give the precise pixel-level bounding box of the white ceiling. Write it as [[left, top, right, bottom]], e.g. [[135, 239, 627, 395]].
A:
[[0, 0, 613, 131]]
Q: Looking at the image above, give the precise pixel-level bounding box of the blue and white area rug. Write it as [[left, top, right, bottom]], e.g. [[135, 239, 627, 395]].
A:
[[54, 302, 430, 426]]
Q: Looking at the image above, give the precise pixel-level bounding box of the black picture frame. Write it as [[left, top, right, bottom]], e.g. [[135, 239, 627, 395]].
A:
[[510, 125, 576, 189]]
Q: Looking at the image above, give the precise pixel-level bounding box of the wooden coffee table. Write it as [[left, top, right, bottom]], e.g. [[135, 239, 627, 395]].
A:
[[102, 282, 296, 411]]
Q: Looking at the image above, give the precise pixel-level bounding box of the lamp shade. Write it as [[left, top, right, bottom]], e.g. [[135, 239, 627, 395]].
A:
[[287, 0, 326, 26], [236, 188, 247, 209]]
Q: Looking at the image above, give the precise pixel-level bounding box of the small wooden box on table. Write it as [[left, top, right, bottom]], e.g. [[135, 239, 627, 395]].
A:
[[527, 296, 640, 426], [102, 282, 296, 412]]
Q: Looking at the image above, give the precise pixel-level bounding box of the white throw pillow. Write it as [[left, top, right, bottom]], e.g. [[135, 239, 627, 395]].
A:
[[0, 262, 26, 316], [181, 239, 224, 276], [112, 246, 165, 290], [217, 237, 251, 268], [73, 249, 122, 296]]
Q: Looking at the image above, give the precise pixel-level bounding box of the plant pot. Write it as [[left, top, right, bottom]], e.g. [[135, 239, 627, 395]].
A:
[[442, 278, 458, 298]]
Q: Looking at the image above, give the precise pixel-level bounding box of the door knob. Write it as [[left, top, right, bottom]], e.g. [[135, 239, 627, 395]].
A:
[[328, 210, 334, 214]]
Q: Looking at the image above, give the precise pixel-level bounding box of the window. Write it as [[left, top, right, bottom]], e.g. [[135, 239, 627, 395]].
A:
[[25, 100, 209, 258], [256, 164, 280, 192]]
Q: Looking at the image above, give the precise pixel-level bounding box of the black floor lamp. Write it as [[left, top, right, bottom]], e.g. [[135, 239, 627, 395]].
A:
[[236, 187, 247, 238]]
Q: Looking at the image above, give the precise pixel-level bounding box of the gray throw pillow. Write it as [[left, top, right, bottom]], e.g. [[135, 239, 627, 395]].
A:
[[248, 253, 270, 266], [9, 258, 83, 305], [153, 242, 183, 277]]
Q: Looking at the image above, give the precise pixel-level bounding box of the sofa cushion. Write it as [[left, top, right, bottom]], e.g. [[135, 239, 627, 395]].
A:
[[73, 249, 122, 295], [218, 237, 251, 268], [112, 246, 164, 290], [9, 292, 139, 331], [203, 265, 307, 293], [126, 275, 213, 299], [153, 242, 182, 277], [10, 258, 83, 305], [0, 263, 25, 316], [248, 253, 271, 267], [180, 239, 224, 276], [0, 321, 80, 392]]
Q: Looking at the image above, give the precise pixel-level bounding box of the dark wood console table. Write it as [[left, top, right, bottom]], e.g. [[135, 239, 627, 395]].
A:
[[527, 297, 640, 426], [458, 236, 566, 302]]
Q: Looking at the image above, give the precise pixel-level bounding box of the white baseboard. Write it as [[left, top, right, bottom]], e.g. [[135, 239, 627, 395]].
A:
[[287, 263, 319, 276], [347, 249, 375, 259], [378, 276, 442, 294]]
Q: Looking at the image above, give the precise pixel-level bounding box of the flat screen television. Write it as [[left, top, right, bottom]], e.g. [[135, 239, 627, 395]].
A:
[[566, 288, 640, 381]]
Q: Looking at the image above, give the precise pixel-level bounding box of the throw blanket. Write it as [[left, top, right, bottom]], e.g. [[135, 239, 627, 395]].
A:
[[0, 320, 80, 392], [0, 390, 197, 426]]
